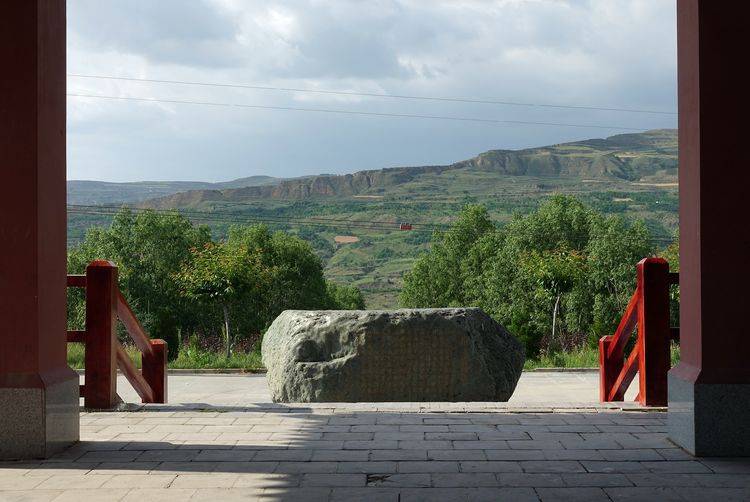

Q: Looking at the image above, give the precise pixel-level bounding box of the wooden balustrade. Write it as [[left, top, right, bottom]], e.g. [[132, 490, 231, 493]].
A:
[[67, 260, 167, 409], [599, 257, 678, 407]]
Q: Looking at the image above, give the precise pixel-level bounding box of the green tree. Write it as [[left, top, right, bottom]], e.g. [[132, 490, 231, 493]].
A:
[[326, 282, 366, 310], [401, 195, 654, 357], [177, 242, 267, 357], [400, 205, 495, 308], [67, 209, 211, 355]]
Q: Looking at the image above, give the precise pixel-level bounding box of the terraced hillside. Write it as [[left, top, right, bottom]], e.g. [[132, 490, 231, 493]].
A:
[[68, 129, 679, 308]]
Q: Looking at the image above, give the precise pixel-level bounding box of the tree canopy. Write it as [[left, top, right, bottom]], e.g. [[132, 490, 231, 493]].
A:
[[401, 195, 655, 356], [68, 209, 364, 357]]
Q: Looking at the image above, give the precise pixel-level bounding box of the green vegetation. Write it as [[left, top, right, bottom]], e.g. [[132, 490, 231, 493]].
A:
[[67, 342, 264, 370], [67, 209, 364, 359], [523, 343, 680, 370], [402, 196, 656, 357], [68, 130, 679, 309]]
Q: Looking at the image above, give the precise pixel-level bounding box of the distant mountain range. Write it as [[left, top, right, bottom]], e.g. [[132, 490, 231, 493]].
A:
[[67, 175, 279, 205], [68, 129, 677, 208]]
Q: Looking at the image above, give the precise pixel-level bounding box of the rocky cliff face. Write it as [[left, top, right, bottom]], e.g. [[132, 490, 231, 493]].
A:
[[141, 129, 677, 209]]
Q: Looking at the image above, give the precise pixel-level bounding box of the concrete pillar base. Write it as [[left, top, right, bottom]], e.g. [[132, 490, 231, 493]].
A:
[[668, 371, 750, 457], [0, 370, 79, 460]]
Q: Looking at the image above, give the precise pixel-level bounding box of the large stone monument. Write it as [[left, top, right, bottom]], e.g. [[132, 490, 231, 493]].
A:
[[262, 308, 524, 402]]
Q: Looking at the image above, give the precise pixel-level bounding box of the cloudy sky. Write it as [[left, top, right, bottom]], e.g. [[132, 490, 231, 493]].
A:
[[67, 0, 677, 182]]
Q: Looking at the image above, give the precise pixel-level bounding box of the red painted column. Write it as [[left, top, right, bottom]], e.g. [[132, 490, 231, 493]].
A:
[[669, 0, 750, 456], [0, 1, 78, 459], [84, 262, 119, 409]]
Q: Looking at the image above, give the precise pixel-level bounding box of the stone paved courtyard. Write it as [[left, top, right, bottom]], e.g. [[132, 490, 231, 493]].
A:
[[1, 373, 749, 501]]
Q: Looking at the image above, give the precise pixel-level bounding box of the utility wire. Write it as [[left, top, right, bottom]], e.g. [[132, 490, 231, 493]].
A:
[[67, 74, 678, 116], [66, 93, 649, 131], [67, 205, 446, 232], [67, 203, 448, 229]]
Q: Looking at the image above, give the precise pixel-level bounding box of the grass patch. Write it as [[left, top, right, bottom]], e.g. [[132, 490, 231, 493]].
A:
[[524, 342, 681, 370], [67, 342, 264, 371], [70, 341, 679, 372]]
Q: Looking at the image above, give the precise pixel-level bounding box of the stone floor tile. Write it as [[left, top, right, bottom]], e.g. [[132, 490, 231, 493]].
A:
[[252, 450, 313, 462], [656, 448, 695, 461], [459, 461, 522, 473], [453, 441, 507, 450], [639, 460, 712, 474], [625, 473, 701, 487], [398, 441, 451, 450], [0, 476, 48, 491], [580, 461, 649, 473], [598, 449, 662, 461], [337, 462, 398, 474], [399, 425, 449, 433], [329, 487, 399, 501], [559, 473, 632, 487], [274, 462, 337, 474], [48, 489, 130, 502], [519, 461, 585, 473], [496, 473, 565, 487], [257, 487, 331, 501], [192, 449, 256, 462], [322, 432, 373, 441], [535, 487, 609, 501], [34, 475, 111, 490], [83, 462, 159, 476], [431, 472, 498, 487], [485, 450, 545, 461], [300, 473, 366, 487], [100, 474, 176, 488], [232, 473, 300, 488], [311, 450, 369, 462], [541, 449, 604, 461], [149, 462, 219, 475], [604, 486, 685, 501], [370, 450, 427, 461], [0, 490, 62, 502], [560, 439, 621, 450], [26, 463, 98, 477], [507, 441, 563, 450], [344, 441, 398, 450], [136, 450, 199, 462], [122, 489, 197, 502], [365, 473, 431, 488], [400, 487, 539, 502], [213, 461, 278, 474], [169, 474, 240, 488], [397, 461, 458, 473], [428, 450, 487, 461], [700, 458, 750, 474], [424, 432, 477, 441], [373, 433, 425, 441], [76, 451, 142, 463], [691, 473, 750, 488]]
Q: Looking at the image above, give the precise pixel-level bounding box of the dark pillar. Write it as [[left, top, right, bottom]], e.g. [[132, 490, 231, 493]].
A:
[[0, 1, 79, 459], [669, 0, 750, 456]]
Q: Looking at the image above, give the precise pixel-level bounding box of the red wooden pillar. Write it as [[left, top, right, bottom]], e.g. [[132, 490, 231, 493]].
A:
[[0, 1, 79, 459], [636, 258, 670, 407], [84, 261, 119, 409], [670, 1, 750, 456], [143, 340, 168, 403]]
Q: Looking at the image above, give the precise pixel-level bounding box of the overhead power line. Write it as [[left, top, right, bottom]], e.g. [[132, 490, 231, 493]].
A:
[[68, 74, 678, 116], [66, 204, 447, 233], [66, 93, 648, 131]]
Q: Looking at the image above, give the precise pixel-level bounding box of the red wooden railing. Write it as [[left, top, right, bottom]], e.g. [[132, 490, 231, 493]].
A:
[[67, 260, 167, 409], [599, 257, 678, 407]]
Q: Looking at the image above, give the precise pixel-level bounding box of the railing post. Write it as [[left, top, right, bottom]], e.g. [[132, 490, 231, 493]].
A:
[[84, 260, 119, 409], [599, 336, 621, 402], [142, 339, 168, 403], [636, 258, 671, 406]]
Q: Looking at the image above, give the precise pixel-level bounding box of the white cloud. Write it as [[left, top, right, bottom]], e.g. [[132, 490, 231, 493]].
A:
[[67, 0, 677, 182]]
